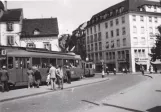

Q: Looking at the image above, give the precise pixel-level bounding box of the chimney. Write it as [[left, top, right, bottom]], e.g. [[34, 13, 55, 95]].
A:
[[4, 1, 7, 11]]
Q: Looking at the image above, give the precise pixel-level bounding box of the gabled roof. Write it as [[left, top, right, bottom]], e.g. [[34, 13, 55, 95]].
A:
[[21, 18, 59, 38], [0, 8, 22, 22]]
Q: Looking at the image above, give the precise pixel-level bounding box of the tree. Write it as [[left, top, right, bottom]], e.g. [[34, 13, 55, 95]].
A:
[[150, 26, 161, 61]]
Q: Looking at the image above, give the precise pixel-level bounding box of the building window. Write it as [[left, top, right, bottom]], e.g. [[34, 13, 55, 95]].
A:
[[111, 30, 114, 37], [110, 20, 113, 27], [109, 52, 111, 60], [122, 27, 126, 35], [141, 27, 145, 34], [141, 37, 146, 45], [91, 35, 93, 43], [133, 26, 137, 33], [133, 37, 138, 45], [6, 22, 13, 31], [154, 17, 158, 23], [87, 29, 89, 35], [133, 15, 136, 21], [95, 43, 97, 51], [150, 38, 154, 45], [90, 27, 92, 34], [105, 22, 108, 28], [106, 32, 108, 39], [116, 18, 119, 25], [140, 16, 144, 22], [94, 34, 97, 42], [149, 16, 152, 22], [142, 49, 146, 57], [98, 24, 100, 31], [149, 27, 153, 34], [122, 51, 125, 59], [122, 16, 125, 23], [138, 49, 141, 57], [98, 32, 102, 41], [44, 42, 51, 50], [99, 42, 102, 50], [134, 50, 138, 58], [111, 40, 114, 48], [87, 36, 89, 43], [99, 52, 102, 60], [116, 29, 119, 36], [118, 51, 121, 59], [94, 26, 97, 33], [91, 44, 93, 51], [117, 39, 120, 47], [27, 43, 36, 48], [123, 38, 126, 46], [7, 36, 14, 45], [106, 52, 108, 60], [113, 52, 115, 59], [106, 42, 109, 49]]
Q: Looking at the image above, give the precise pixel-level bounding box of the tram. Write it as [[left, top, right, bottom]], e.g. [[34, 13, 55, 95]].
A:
[[83, 61, 95, 77], [0, 48, 83, 87]]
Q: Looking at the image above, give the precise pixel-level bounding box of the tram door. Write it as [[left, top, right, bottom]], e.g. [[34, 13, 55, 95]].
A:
[[15, 57, 30, 83]]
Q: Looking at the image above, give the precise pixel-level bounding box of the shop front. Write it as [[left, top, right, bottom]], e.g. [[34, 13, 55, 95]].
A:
[[118, 59, 130, 72], [135, 58, 148, 72]]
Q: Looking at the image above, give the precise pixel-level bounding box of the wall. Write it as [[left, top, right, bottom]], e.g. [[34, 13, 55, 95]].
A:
[[20, 36, 60, 51]]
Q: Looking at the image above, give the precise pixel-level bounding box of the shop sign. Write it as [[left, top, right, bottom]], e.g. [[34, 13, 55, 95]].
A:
[[0, 57, 6, 60], [117, 59, 126, 63], [135, 58, 148, 62]]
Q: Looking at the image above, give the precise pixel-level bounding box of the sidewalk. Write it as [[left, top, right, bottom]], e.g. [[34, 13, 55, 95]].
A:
[[0, 76, 109, 103], [84, 74, 161, 112]]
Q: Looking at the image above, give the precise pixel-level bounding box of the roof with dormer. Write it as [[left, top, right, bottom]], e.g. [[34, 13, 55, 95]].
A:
[[87, 0, 161, 27], [0, 8, 23, 22], [21, 18, 59, 38]]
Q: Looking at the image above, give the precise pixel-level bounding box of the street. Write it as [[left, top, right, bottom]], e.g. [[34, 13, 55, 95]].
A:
[[0, 74, 147, 112]]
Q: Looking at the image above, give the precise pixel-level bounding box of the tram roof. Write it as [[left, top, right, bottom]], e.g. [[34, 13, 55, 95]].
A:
[[7, 50, 78, 59]]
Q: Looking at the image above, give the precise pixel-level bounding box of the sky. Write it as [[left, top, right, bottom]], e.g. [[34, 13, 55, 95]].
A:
[[4, 0, 160, 35]]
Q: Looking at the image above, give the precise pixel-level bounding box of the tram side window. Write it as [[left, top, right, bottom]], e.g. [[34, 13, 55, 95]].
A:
[[0, 58, 6, 69], [63, 59, 68, 67], [8, 57, 13, 69], [50, 58, 56, 67], [32, 58, 41, 68], [42, 58, 49, 68]]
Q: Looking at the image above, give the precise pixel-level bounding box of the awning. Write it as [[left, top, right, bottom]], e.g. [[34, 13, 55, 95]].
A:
[[135, 61, 147, 65], [151, 60, 161, 64]]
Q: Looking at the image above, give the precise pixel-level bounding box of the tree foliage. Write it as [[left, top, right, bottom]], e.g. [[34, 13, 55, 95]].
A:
[[150, 26, 161, 61]]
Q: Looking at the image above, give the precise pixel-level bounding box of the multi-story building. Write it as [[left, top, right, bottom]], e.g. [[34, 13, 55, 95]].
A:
[[85, 0, 161, 72], [0, 1, 23, 47], [20, 18, 60, 51]]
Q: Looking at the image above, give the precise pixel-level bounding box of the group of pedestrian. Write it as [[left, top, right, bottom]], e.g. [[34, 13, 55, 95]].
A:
[[47, 63, 71, 90], [102, 65, 117, 78], [27, 66, 42, 88]]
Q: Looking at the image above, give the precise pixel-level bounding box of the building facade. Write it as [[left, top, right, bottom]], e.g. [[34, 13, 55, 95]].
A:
[[20, 18, 60, 51], [0, 1, 23, 47], [85, 0, 161, 72]]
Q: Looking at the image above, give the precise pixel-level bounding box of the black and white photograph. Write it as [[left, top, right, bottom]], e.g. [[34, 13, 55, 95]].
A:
[[0, 0, 161, 112]]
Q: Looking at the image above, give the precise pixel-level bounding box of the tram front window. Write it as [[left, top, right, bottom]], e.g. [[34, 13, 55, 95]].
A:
[[0, 57, 6, 69], [8, 57, 13, 69]]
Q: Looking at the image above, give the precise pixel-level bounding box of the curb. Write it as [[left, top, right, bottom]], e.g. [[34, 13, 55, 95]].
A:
[[0, 78, 110, 103]]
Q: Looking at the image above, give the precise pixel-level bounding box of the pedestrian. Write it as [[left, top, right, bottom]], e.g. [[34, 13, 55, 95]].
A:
[[155, 66, 157, 73], [102, 65, 105, 78], [122, 68, 125, 74], [27, 67, 34, 88], [34, 67, 42, 88], [106, 66, 109, 75], [140, 65, 145, 75], [66, 65, 71, 84], [0, 66, 9, 92], [56, 65, 64, 89], [46, 65, 50, 86], [113, 67, 116, 75], [48, 63, 56, 90]]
